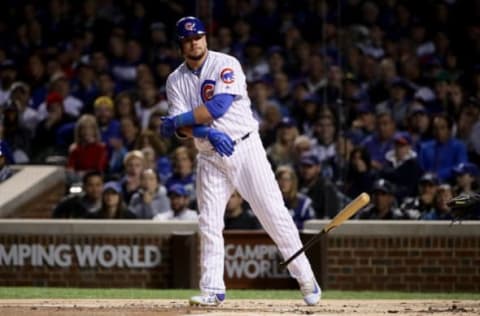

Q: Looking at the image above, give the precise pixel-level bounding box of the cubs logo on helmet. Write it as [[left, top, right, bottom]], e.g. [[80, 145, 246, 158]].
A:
[[201, 80, 215, 103], [176, 16, 206, 40], [220, 68, 235, 84]]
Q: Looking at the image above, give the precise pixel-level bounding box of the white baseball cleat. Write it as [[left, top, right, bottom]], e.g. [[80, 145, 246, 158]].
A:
[[300, 278, 321, 306], [189, 293, 225, 306]]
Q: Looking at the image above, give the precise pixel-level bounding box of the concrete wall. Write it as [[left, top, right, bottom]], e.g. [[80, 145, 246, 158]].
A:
[[0, 220, 479, 291]]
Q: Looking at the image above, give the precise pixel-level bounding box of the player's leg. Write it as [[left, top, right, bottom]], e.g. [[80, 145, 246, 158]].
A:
[[191, 154, 234, 305], [231, 133, 320, 304]]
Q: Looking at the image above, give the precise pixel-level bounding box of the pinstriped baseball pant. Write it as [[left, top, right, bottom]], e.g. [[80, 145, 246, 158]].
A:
[[196, 131, 315, 294]]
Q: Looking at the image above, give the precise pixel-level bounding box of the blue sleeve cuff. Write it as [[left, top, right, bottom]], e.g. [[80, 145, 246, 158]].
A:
[[205, 94, 234, 119], [192, 125, 211, 138], [174, 111, 196, 128]]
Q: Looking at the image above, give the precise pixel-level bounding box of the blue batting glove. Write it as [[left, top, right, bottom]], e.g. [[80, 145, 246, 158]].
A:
[[160, 116, 176, 138], [207, 129, 235, 157]]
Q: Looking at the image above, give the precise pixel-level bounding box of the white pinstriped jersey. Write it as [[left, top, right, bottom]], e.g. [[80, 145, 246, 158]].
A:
[[166, 51, 258, 152], [165, 49, 315, 295]]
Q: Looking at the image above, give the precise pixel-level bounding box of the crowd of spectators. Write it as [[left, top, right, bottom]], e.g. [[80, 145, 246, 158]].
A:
[[0, 1, 479, 224]]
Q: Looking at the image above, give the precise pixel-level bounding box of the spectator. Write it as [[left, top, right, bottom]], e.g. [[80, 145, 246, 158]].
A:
[[267, 117, 299, 169], [119, 150, 145, 204], [400, 172, 439, 219], [0, 150, 13, 182], [405, 102, 431, 146], [88, 181, 133, 219], [345, 146, 376, 199], [420, 184, 454, 220], [361, 110, 397, 170], [311, 114, 337, 165], [119, 116, 140, 151], [276, 165, 315, 229], [356, 178, 406, 219], [452, 162, 479, 196], [38, 74, 84, 121], [418, 113, 468, 182], [128, 168, 169, 219], [114, 91, 137, 120], [2, 101, 32, 163], [381, 132, 422, 200], [31, 91, 75, 162], [9, 81, 39, 134], [154, 184, 197, 221], [166, 146, 196, 207], [0, 60, 18, 105], [52, 171, 103, 218], [297, 152, 340, 219], [66, 114, 108, 181], [94, 96, 121, 146], [224, 191, 260, 230]]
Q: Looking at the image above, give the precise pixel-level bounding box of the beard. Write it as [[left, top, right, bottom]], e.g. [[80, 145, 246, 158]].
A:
[[186, 48, 206, 61]]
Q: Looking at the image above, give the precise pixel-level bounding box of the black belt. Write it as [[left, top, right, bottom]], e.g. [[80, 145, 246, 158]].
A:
[[234, 132, 251, 145]]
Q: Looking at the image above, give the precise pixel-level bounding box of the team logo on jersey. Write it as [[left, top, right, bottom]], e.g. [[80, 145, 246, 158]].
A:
[[185, 22, 195, 31], [220, 68, 235, 84], [201, 80, 216, 103]]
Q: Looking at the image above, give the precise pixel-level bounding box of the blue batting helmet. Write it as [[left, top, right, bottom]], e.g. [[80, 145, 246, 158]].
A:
[[176, 16, 206, 40]]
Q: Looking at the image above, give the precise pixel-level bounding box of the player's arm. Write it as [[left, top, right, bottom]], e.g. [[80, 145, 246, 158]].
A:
[[170, 94, 235, 126]]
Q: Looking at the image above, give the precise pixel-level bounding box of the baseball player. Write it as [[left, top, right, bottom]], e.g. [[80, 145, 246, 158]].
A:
[[161, 16, 320, 306]]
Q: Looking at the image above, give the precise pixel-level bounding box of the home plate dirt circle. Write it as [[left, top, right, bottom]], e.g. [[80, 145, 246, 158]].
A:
[[0, 299, 479, 315]]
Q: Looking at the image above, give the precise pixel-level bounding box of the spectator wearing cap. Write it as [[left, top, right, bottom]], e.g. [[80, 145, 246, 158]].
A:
[[298, 151, 341, 219], [356, 179, 406, 219], [406, 101, 432, 146], [361, 110, 397, 170], [375, 77, 413, 130], [31, 91, 75, 162], [310, 115, 337, 165], [37, 73, 84, 122], [418, 113, 468, 182], [456, 97, 479, 149], [9, 81, 39, 134], [93, 96, 122, 164], [71, 60, 98, 108], [0, 149, 13, 183], [88, 181, 133, 219], [52, 171, 103, 218], [400, 172, 439, 219], [452, 162, 479, 196], [275, 165, 315, 228], [420, 184, 454, 220], [266, 117, 299, 169], [380, 132, 422, 200], [224, 190, 260, 230], [128, 168, 170, 219], [153, 184, 198, 221]]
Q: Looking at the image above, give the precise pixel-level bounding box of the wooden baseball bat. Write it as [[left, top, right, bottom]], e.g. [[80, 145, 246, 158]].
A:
[[280, 192, 370, 268]]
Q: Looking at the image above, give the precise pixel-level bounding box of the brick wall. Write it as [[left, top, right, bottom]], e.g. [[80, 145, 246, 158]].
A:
[[0, 234, 172, 288], [8, 181, 66, 218]]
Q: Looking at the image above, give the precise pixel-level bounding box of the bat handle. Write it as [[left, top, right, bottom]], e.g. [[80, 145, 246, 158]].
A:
[[280, 230, 325, 268]]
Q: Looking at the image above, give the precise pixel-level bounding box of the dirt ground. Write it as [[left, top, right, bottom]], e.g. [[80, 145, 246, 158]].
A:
[[0, 299, 479, 316]]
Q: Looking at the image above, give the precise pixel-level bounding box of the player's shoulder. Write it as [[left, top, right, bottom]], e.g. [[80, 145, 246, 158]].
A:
[[209, 50, 240, 65], [166, 62, 188, 83]]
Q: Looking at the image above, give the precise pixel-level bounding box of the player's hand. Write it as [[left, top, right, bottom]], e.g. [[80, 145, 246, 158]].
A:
[[160, 116, 177, 138], [207, 129, 234, 157]]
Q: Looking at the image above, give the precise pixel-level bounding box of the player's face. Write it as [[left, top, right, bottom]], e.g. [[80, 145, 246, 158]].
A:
[[180, 35, 207, 61]]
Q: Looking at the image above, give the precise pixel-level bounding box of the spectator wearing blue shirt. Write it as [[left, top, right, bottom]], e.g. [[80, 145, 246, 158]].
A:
[[418, 113, 468, 182], [361, 110, 397, 170]]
